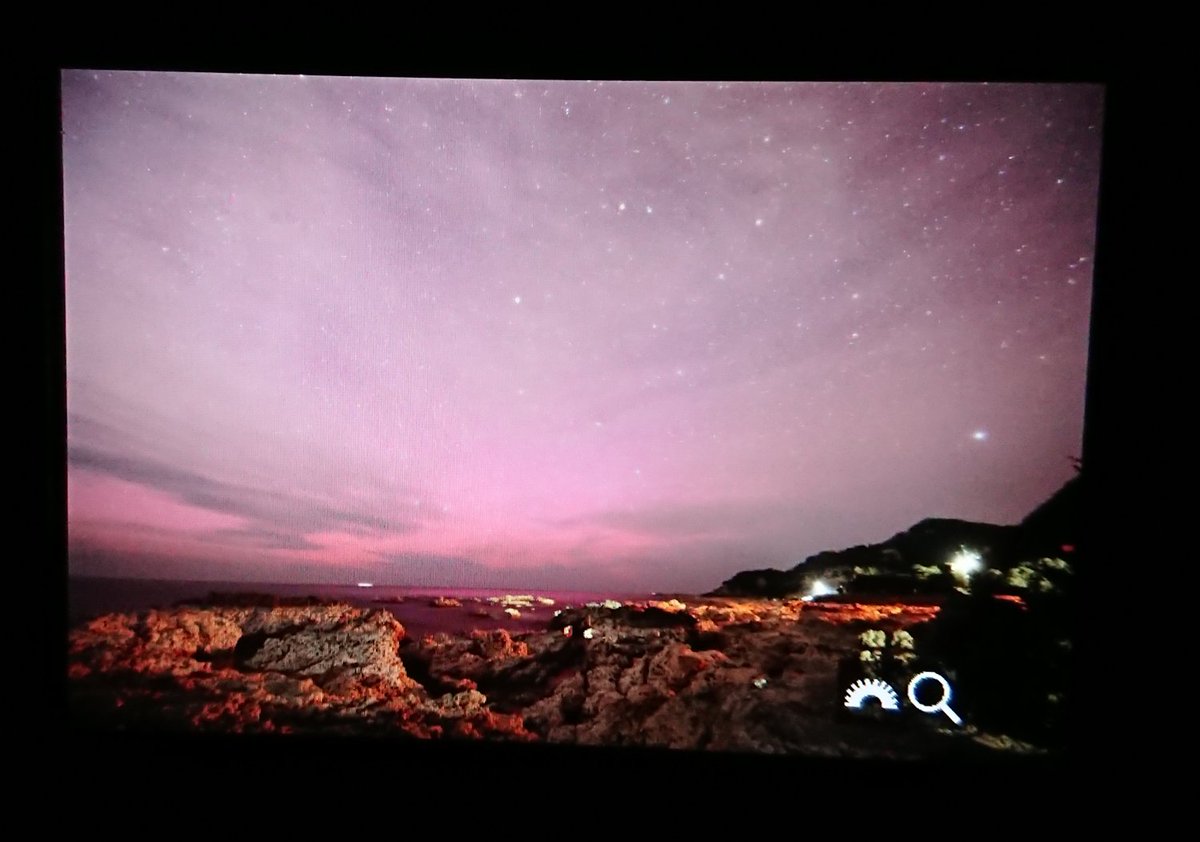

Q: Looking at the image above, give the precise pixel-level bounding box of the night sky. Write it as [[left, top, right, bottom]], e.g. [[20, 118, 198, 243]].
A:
[[63, 72, 1103, 592]]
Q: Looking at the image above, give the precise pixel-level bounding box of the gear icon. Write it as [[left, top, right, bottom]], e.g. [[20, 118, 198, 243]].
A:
[[844, 678, 901, 711]]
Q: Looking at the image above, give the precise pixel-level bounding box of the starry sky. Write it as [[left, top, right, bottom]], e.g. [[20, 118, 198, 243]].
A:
[[62, 72, 1103, 592]]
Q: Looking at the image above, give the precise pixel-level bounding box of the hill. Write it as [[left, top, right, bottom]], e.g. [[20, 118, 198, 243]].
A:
[[708, 475, 1081, 598]]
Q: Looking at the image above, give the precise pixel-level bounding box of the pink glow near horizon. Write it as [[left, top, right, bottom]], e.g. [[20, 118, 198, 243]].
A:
[[70, 470, 249, 533], [63, 73, 1102, 592]]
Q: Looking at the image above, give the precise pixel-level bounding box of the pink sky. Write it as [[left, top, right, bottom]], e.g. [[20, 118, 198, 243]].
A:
[[63, 73, 1101, 591]]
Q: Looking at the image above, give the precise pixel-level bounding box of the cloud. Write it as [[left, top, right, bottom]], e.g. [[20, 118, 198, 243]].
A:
[[204, 527, 324, 551], [376, 551, 618, 591], [553, 498, 801, 540], [68, 443, 423, 539], [68, 542, 334, 583]]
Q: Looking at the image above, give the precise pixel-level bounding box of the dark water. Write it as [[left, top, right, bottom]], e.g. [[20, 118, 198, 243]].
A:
[[68, 577, 671, 638]]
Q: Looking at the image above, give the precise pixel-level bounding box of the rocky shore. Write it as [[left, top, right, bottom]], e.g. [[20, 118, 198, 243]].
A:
[[66, 593, 1039, 757]]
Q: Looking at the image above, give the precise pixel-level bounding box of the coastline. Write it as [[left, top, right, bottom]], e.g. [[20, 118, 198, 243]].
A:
[[65, 589, 1040, 758]]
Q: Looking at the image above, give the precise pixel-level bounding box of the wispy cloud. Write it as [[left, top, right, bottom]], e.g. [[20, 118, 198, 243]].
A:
[[377, 551, 611, 591], [69, 443, 424, 542], [204, 527, 324, 551]]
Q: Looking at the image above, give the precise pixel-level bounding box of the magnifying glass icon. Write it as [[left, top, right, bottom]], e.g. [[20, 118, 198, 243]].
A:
[[907, 671, 963, 726]]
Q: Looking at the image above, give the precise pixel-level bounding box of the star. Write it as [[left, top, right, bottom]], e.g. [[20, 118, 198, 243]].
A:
[[972, 430, 989, 441]]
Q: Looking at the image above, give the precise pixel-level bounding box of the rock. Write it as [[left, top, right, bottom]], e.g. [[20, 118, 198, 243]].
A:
[[551, 603, 698, 632], [486, 594, 553, 610], [707, 568, 804, 598], [470, 629, 530, 660], [68, 595, 1034, 757], [241, 609, 411, 689], [67, 604, 526, 740], [430, 597, 462, 608], [649, 599, 688, 612]]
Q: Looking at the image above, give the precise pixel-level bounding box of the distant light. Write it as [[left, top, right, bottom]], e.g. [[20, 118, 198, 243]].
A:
[[949, 549, 983, 579], [513, 295, 522, 304], [972, 430, 988, 441], [802, 579, 837, 602], [356, 582, 374, 588]]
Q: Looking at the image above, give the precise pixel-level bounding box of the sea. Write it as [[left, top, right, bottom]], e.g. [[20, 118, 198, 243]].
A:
[[68, 577, 674, 638]]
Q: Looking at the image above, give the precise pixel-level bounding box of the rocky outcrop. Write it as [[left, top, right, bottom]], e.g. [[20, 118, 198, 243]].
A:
[[70, 596, 1035, 757], [400, 598, 942, 756], [708, 568, 805, 599], [68, 604, 532, 740], [526, 600, 947, 754], [486, 594, 555, 610]]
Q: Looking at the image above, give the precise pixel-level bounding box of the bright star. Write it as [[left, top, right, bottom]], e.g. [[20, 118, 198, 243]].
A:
[[972, 430, 988, 441]]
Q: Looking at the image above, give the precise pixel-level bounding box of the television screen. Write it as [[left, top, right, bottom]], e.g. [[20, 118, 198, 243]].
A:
[[62, 71, 1101, 760]]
